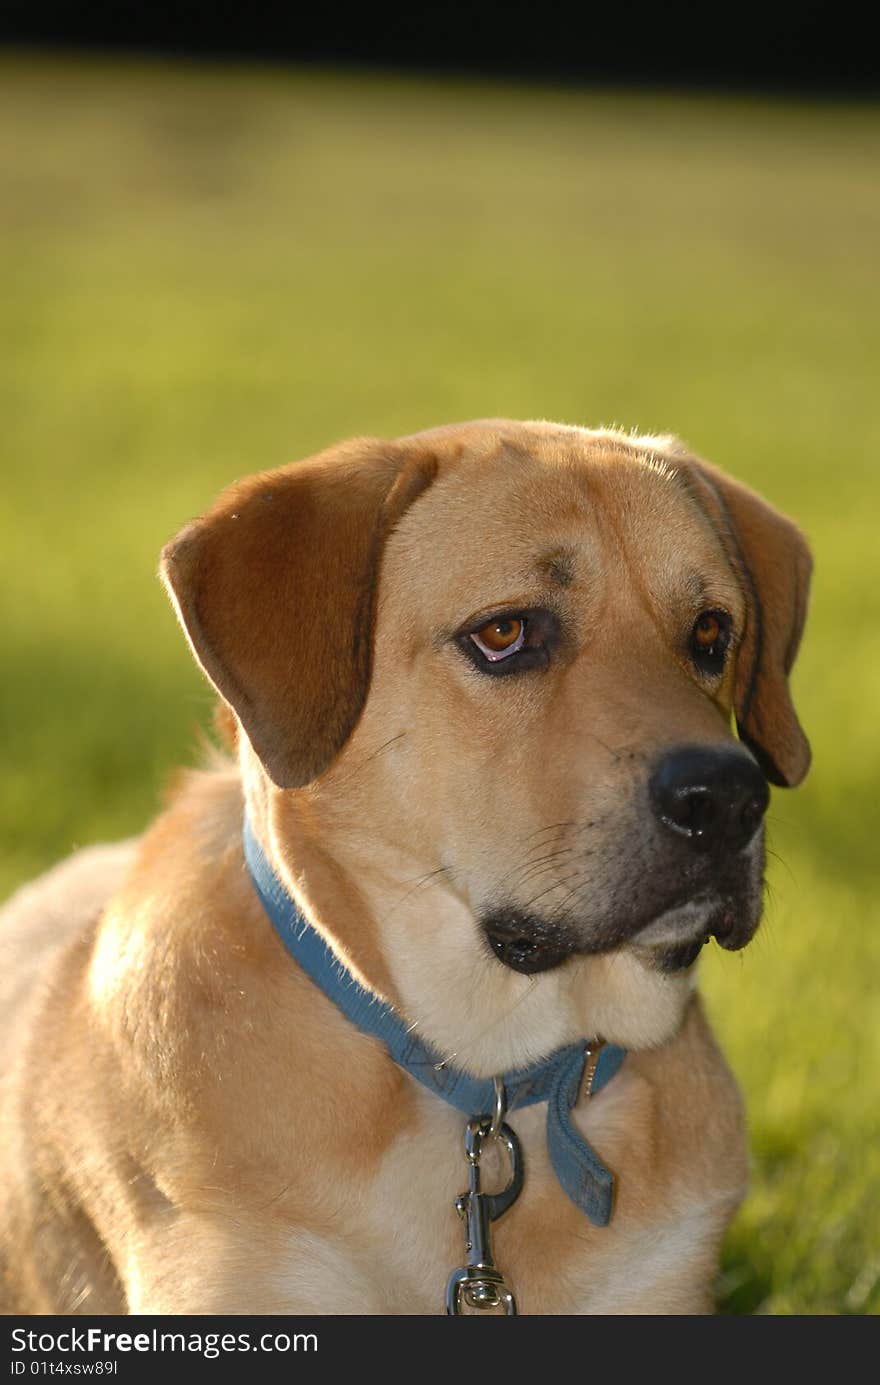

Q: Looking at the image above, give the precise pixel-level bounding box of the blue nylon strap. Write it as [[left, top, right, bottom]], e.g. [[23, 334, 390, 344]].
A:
[[242, 813, 626, 1226]]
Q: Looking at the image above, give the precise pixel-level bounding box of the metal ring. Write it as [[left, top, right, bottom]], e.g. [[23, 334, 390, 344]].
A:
[[489, 1076, 506, 1138]]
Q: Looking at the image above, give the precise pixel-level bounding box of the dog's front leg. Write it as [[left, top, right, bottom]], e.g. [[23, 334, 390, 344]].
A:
[[124, 1217, 389, 1316]]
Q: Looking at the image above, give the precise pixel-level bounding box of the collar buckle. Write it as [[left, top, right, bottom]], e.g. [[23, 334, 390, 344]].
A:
[[581, 1038, 607, 1101]]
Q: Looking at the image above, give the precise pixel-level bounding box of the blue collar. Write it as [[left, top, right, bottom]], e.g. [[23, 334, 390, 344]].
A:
[[242, 814, 626, 1226]]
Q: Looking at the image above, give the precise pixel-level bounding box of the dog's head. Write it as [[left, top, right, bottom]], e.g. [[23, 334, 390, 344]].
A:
[[161, 421, 811, 1065]]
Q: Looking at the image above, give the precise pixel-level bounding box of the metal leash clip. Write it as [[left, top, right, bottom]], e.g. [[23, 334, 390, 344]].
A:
[[446, 1079, 524, 1315]]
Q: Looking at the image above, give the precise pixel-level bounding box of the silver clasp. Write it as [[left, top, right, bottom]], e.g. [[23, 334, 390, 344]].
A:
[[445, 1082, 524, 1315]]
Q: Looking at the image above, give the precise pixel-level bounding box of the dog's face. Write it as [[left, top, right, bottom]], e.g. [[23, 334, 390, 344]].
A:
[[162, 421, 811, 1066]]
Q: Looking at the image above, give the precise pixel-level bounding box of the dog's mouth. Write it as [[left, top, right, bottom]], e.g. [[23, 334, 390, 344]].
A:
[[481, 895, 755, 976], [634, 895, 756, 968], [481, 910, 580, 975]]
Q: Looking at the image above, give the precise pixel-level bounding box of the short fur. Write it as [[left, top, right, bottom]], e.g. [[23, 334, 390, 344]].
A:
[[0, 419, 811, 1314]]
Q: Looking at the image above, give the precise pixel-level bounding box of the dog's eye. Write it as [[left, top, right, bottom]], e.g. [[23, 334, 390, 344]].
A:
[[470, 617, 526, 662], [457, 607, 558, 677], [690, 610, 732, 674]]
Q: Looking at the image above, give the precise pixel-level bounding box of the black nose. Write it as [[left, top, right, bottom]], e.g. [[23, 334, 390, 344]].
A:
[[649, 746, 769, 854]]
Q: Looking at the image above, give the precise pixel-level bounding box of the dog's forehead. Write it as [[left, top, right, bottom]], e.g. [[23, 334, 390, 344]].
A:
[[384, 423, 733, 618]]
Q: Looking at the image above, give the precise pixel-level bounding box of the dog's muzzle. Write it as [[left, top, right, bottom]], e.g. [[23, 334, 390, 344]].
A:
[[481, 746, 770, 976]]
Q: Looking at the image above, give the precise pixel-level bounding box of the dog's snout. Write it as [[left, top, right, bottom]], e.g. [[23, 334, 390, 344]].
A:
[[649, 746, 769, 854]]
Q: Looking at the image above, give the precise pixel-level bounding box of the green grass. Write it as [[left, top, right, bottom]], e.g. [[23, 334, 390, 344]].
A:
[[1, 52, 878, 1314]]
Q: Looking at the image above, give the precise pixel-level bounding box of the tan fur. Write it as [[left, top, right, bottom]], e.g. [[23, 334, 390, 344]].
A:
[[0, 420, 811, 1315]]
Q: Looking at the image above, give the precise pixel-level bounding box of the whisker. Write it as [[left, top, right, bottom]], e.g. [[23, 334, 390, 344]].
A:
[[517, 834, 576, 867], [522, 820, 577, 842], [521, 868, 585, 914], [544, 870, 597, 924], [333, 732, 407, 787], [433, 973, 540, 1071], [512, 846, 576, 890], [384, 866, 453, 920], [765, 848, 798, 888]]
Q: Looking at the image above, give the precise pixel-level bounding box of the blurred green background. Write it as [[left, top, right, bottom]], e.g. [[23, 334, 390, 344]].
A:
[[1, 52, 878, 1314]]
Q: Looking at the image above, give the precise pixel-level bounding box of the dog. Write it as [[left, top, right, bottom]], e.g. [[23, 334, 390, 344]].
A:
[[0, 419, 811, 1315]]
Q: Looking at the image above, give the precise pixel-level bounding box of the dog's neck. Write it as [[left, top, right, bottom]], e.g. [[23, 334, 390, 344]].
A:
[[242, 752, 697, 1077], [242, 808, 628, 1226]]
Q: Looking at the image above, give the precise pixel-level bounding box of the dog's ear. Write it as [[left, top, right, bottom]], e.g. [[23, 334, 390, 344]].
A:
[[160, 438, 437, 788], [678, 455, 812, 788]]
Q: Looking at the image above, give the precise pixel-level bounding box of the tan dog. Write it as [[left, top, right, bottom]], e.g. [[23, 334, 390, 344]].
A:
[[0, 419, 811, 1315]]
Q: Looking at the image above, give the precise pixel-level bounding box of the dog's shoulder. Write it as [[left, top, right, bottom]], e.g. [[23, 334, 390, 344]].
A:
[[0, 839, 139, 1033]]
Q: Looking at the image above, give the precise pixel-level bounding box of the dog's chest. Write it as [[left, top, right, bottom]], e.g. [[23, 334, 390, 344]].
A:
[[270, 1080, 691, 1315]]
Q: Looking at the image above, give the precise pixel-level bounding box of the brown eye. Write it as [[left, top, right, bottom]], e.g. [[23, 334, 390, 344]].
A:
[[693, 613, 722, 648], [470, 617, 526, 661], [458, 606, 558, 677], [690, 609, 732, 673]]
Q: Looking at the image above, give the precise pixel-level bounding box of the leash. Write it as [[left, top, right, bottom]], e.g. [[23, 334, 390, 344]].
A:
[[242, 813, 626, 1313]]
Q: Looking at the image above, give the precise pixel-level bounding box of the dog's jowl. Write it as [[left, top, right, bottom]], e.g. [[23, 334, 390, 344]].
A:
[[0, 420, 811, 1315]]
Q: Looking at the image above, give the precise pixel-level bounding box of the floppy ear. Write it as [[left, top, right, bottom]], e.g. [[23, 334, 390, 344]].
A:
[[678, 455, 812, 788], [160, 438, 437, 788]]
